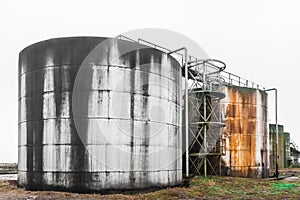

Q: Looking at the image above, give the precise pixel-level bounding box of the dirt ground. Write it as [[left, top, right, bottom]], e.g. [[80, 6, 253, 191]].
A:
[[0, 169, 299, 200]]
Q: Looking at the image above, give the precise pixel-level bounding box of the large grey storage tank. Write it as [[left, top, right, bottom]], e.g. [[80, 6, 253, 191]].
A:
[[18, 37, 182, 192]]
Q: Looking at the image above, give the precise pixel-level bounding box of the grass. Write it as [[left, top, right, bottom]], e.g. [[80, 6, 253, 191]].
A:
[[0, 175, 299, 199], [289, 165, 300, 168], [143, 176, 299, 199], [184, 176, 300, 199]]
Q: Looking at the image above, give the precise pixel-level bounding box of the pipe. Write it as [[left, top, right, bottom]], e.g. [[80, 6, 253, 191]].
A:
[[203, 61, 207, 177], [184, 48, 189, 178], [264, 88, 278, 178], [168, 47, 189, 178]]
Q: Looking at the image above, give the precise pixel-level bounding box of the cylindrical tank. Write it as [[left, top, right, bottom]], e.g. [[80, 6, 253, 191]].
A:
[[283, 132, 291, 167], [269, 124, 284, 170], [220, 86, 268, 178], [18, 37, 182, 192]]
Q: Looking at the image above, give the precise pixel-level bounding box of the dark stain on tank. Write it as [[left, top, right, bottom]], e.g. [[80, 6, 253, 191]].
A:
[[54, 66, 63, 146], [171, 58, 181, 105], [23, 76, 32, 187], [23, 59, 45, 187], [140, 58, 150, 185], [67, 59, 89, 191], [138, 49, 162, 74], [129, 50, 137, 187]]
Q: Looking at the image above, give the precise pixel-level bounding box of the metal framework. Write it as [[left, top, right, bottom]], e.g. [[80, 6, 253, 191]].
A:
[[116, 35, 265, 178], [186, 60, 226, 176]]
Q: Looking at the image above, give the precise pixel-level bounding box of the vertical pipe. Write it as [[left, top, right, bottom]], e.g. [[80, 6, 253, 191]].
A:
[[203, 62, 207, 177], [179, 60, 183, 179], [219, 155, 222, 175], [204, 94, 207, 177], [264, 88, 279, 178], [219, 91, 222, 176], [275, 90, 279, 178], [185, 49, 189, 178], [168, 47, 189, 178]]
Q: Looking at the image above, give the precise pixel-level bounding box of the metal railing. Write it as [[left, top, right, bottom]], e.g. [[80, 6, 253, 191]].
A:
[[220, 71, 265, 90], [116, 35, 138, 43], [116, 34, 265, 90]]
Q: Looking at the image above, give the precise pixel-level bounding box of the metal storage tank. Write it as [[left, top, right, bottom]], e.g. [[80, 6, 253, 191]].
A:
[[220, 86, 268, 178], [18, 37, 182, 192], [269, 124, 284, 170], [283, 132, 291, 167]]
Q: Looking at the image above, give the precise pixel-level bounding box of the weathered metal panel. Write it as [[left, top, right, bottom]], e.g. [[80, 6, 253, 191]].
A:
[[220, 86, 268, 178], [18, 37, 182, 192], [284, 132, 291, 167], [269, 124, 284, 170]]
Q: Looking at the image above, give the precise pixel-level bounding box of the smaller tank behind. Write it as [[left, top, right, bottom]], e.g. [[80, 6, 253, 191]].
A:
[[269, 124, 288, 170], [283, 132, 291, 167]]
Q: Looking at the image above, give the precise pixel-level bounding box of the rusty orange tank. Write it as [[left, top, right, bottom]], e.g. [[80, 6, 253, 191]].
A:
[[220, 86, 268, 178]]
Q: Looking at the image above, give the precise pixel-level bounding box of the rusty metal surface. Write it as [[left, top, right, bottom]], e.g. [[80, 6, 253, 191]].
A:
[[220, 86, 268, 178], [18, 37, 182, 192]]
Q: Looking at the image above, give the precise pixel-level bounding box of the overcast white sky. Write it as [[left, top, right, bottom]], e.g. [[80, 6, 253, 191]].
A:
[[1, 0, 299, 162]]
